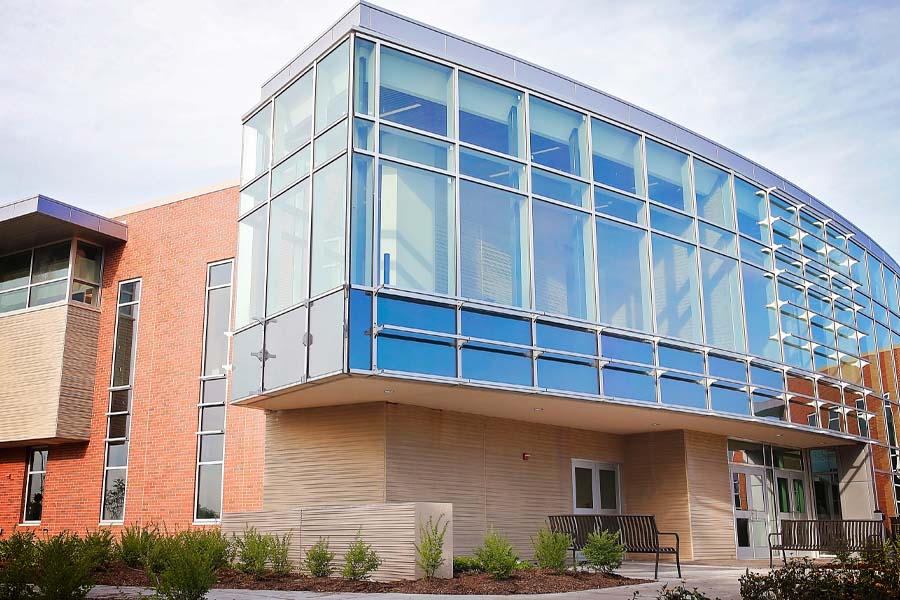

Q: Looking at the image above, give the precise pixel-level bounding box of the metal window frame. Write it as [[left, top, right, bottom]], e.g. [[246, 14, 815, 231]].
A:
[[21, 447, 48, 525]]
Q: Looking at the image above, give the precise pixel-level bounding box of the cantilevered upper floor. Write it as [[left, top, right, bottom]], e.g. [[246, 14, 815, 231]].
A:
[[0, 195, 127, 446]]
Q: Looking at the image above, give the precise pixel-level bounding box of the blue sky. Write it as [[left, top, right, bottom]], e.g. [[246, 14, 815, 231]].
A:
[[1, 0, 898, 255]]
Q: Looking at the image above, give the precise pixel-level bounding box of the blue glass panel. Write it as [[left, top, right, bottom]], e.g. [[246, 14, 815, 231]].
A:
[[601, 333, 653, 365], [658, 345, 704, 373], [591, 118, 644, 196], [458, 72, 524, 158], [734, 178, 770, 244], [660, 375, 707, 409], [595, 218, 652, 331], [350, 154, 374, 285], [594, 187, 645, 224], [646, 139, 691, 212], [603, 363, 655, 402], [650, 205, 695, 241], [353, 118, 374, 151], [459, 147, 525, 191], [349, 289, 372, 370], [379, 48, 452, 136], [782, 338, 812, 370], [874, 302, 889, 325], [750, 365, 783, 390], [698, 221, 735, 253], [537, 354, 598, 394], [532, 168, 590, 209], [741, 264, 781, 361], [710, 384, 750, 415], [693, 159, 733, 228], [536, 322, 596, 355], [461, 309, 531, 345], [529, 97, 588, 177], [380, 124, 454, 171], [739, 237, 772, 270], [462, 342, 532, 386], [708, 354, 746, 381], [377, 296, 455, 334], [377, 332, 456, 377]]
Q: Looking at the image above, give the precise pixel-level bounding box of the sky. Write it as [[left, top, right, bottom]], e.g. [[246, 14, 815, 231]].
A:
[[1, 0, 898, 254]]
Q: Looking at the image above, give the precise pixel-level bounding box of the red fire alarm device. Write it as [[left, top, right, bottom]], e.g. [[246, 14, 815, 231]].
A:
[[522, 453, 530, 461]]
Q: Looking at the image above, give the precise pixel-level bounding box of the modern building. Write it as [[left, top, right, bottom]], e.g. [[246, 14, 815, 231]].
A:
[[3, 1, 900, 571]]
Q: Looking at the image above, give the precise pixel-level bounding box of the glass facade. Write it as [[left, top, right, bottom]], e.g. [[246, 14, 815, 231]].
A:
[[235, 31, 900, 452]]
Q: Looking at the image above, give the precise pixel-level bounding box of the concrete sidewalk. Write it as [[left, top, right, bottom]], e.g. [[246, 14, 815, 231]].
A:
[[88, 562, 764, 600]]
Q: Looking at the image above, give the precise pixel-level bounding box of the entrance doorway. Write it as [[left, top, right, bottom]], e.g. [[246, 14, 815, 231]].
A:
[[732, 465, 770, 559], [571, 459, 620, 515]]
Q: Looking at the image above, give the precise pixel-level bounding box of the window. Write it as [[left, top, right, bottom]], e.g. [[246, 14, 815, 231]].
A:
[[646, 140, 692, 213], [694, 159, 733, 228], [350, 153, 374, 285], [458, 72, 524, 158], [267, 181, 310, 315], [700, 249, 745, 352], [594, 187, 645, 224], [379, 160, 455, 295], [529, 97, 588, 177], [313, 119, 348, 168], [101, 279, 141, 522], [459, 180, 530, 308], [239, 174, 268, 216], [314, 40, 350, 132], [23, 448, 47, 523], [234, 206, 267, 328], [71, 242, 102, 306], [741, 264, 781, 361], [310, 155, 348, 296], [240, 105, 271, 185], [595, 218, 651, 331], [734, 178, 770, 244], [195, 261, 233, 522], [273, 70, 313, 161], [591, 119, 643, 196], [532, 168, 590, 209], [380, 123, 454, 170], [572, 460, 619, 514], [532, 200, 595, 320], [354, 38, 375, 116], [460, 147, 526, 191], [652, 233, 702, 342], [380, 47, 453, 137]]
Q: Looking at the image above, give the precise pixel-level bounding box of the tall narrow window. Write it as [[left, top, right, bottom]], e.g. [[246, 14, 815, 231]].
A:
[[595, 217, 651, 331], [23, 448, 48, 523], [195, 261, 233, 522], [101, 279, 141, 522], [652, 233, 702, 342]]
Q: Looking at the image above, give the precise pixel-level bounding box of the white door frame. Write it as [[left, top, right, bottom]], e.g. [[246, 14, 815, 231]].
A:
[[571, 459, 621, 515]]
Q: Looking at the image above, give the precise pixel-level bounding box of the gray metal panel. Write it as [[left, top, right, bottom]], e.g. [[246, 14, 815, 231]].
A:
[[514, 61, 576, 103], [574, 87, 629, 124], [308, 290, 347, 378], [445, 36, 515, 81], [367, 8, 447, 56], [627, 109, 678, 141]]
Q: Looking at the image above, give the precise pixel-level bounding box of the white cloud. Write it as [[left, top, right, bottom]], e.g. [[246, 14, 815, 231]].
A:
[[1, 0, 898, 255]]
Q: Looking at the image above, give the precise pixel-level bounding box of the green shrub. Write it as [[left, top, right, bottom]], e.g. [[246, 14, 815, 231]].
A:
[[645, 584, 719, 599], [304, 538, 335, 577], [119, 523, 159, 569], [81, 529, 116, 571], [151, 531, 221, 600], [233, 526, 273, 578], [452, 556, 482, 575], [341, 531, 382, 580], [415, 515, 448, 579], [0, 530, 38, 600], [473, 528, 519, 580], [582, 530, 624, 574], [531, 526, 572, 574], [34, 532, 95, 600], [270, 532, 293, 576]]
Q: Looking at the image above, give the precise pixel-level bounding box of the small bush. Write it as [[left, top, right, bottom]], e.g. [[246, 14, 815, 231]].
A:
[[452, 556, 481, 575], [531, 526, 572, 574], [0, 530, 38, 600], [643, 584, 719, 599], [152, 531, 221, 600], [415, 515, 448, 579], [119, 523, 159, 569], [81, 529, 116, 571], [270, 532, 293, 576], [304, 538, 335, 577], [35, 532, 95, 600], [473, 528, 519, 580], [233, 526, 273, 578], [341, 531, 382, 580], [582, 530, 624, 574]]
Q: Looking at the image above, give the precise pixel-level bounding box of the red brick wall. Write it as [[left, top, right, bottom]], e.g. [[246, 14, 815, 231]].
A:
[[0, 186, 264, 535]]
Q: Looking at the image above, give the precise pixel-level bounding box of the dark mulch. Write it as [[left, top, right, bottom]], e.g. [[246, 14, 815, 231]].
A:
[[93, 562, 646, 595]]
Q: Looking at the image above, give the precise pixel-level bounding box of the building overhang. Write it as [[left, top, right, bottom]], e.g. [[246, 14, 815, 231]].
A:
[[235, 373, 861, 450], [0, 195, 128, 255]]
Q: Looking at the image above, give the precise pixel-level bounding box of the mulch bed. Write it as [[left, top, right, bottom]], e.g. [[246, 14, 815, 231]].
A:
[[92, 562, 647, 595]]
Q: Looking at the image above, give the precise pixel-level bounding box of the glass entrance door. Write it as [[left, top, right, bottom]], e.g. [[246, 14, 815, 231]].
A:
[[775, 470, 808, 523], [732, 465, 770, 559], [572, 459, 620, 514]]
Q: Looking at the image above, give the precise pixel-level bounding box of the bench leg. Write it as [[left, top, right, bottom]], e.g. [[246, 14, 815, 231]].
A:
[[675, 550, 682, 579], [654, 551, 660, 579], [769, 546, 774, 569], [781, 547, 787, 566]]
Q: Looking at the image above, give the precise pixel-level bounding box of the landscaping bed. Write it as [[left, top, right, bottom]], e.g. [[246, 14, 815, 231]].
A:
[[92, 562, 645, 595]]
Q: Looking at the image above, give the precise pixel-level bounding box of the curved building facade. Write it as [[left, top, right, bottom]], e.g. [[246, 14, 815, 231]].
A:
[[232, 2, 900, 561]]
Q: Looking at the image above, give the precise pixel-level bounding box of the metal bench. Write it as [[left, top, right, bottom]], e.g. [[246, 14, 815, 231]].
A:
[[768, 519, 885, 568], [549, 514, 681, 579]]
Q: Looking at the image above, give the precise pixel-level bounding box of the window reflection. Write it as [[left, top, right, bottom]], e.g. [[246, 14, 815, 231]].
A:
[[646, 140, 692, 213], [529, 97, 587, 177], [652, 234, 702, 342], [459, 72, 524, 158], [591, 119, 643, 196], [380, 47, 453, 137], [596, 218, 651, 331]]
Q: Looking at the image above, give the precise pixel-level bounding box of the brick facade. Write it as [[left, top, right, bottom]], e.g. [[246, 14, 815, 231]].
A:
[[0, 186, 264, 535]]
